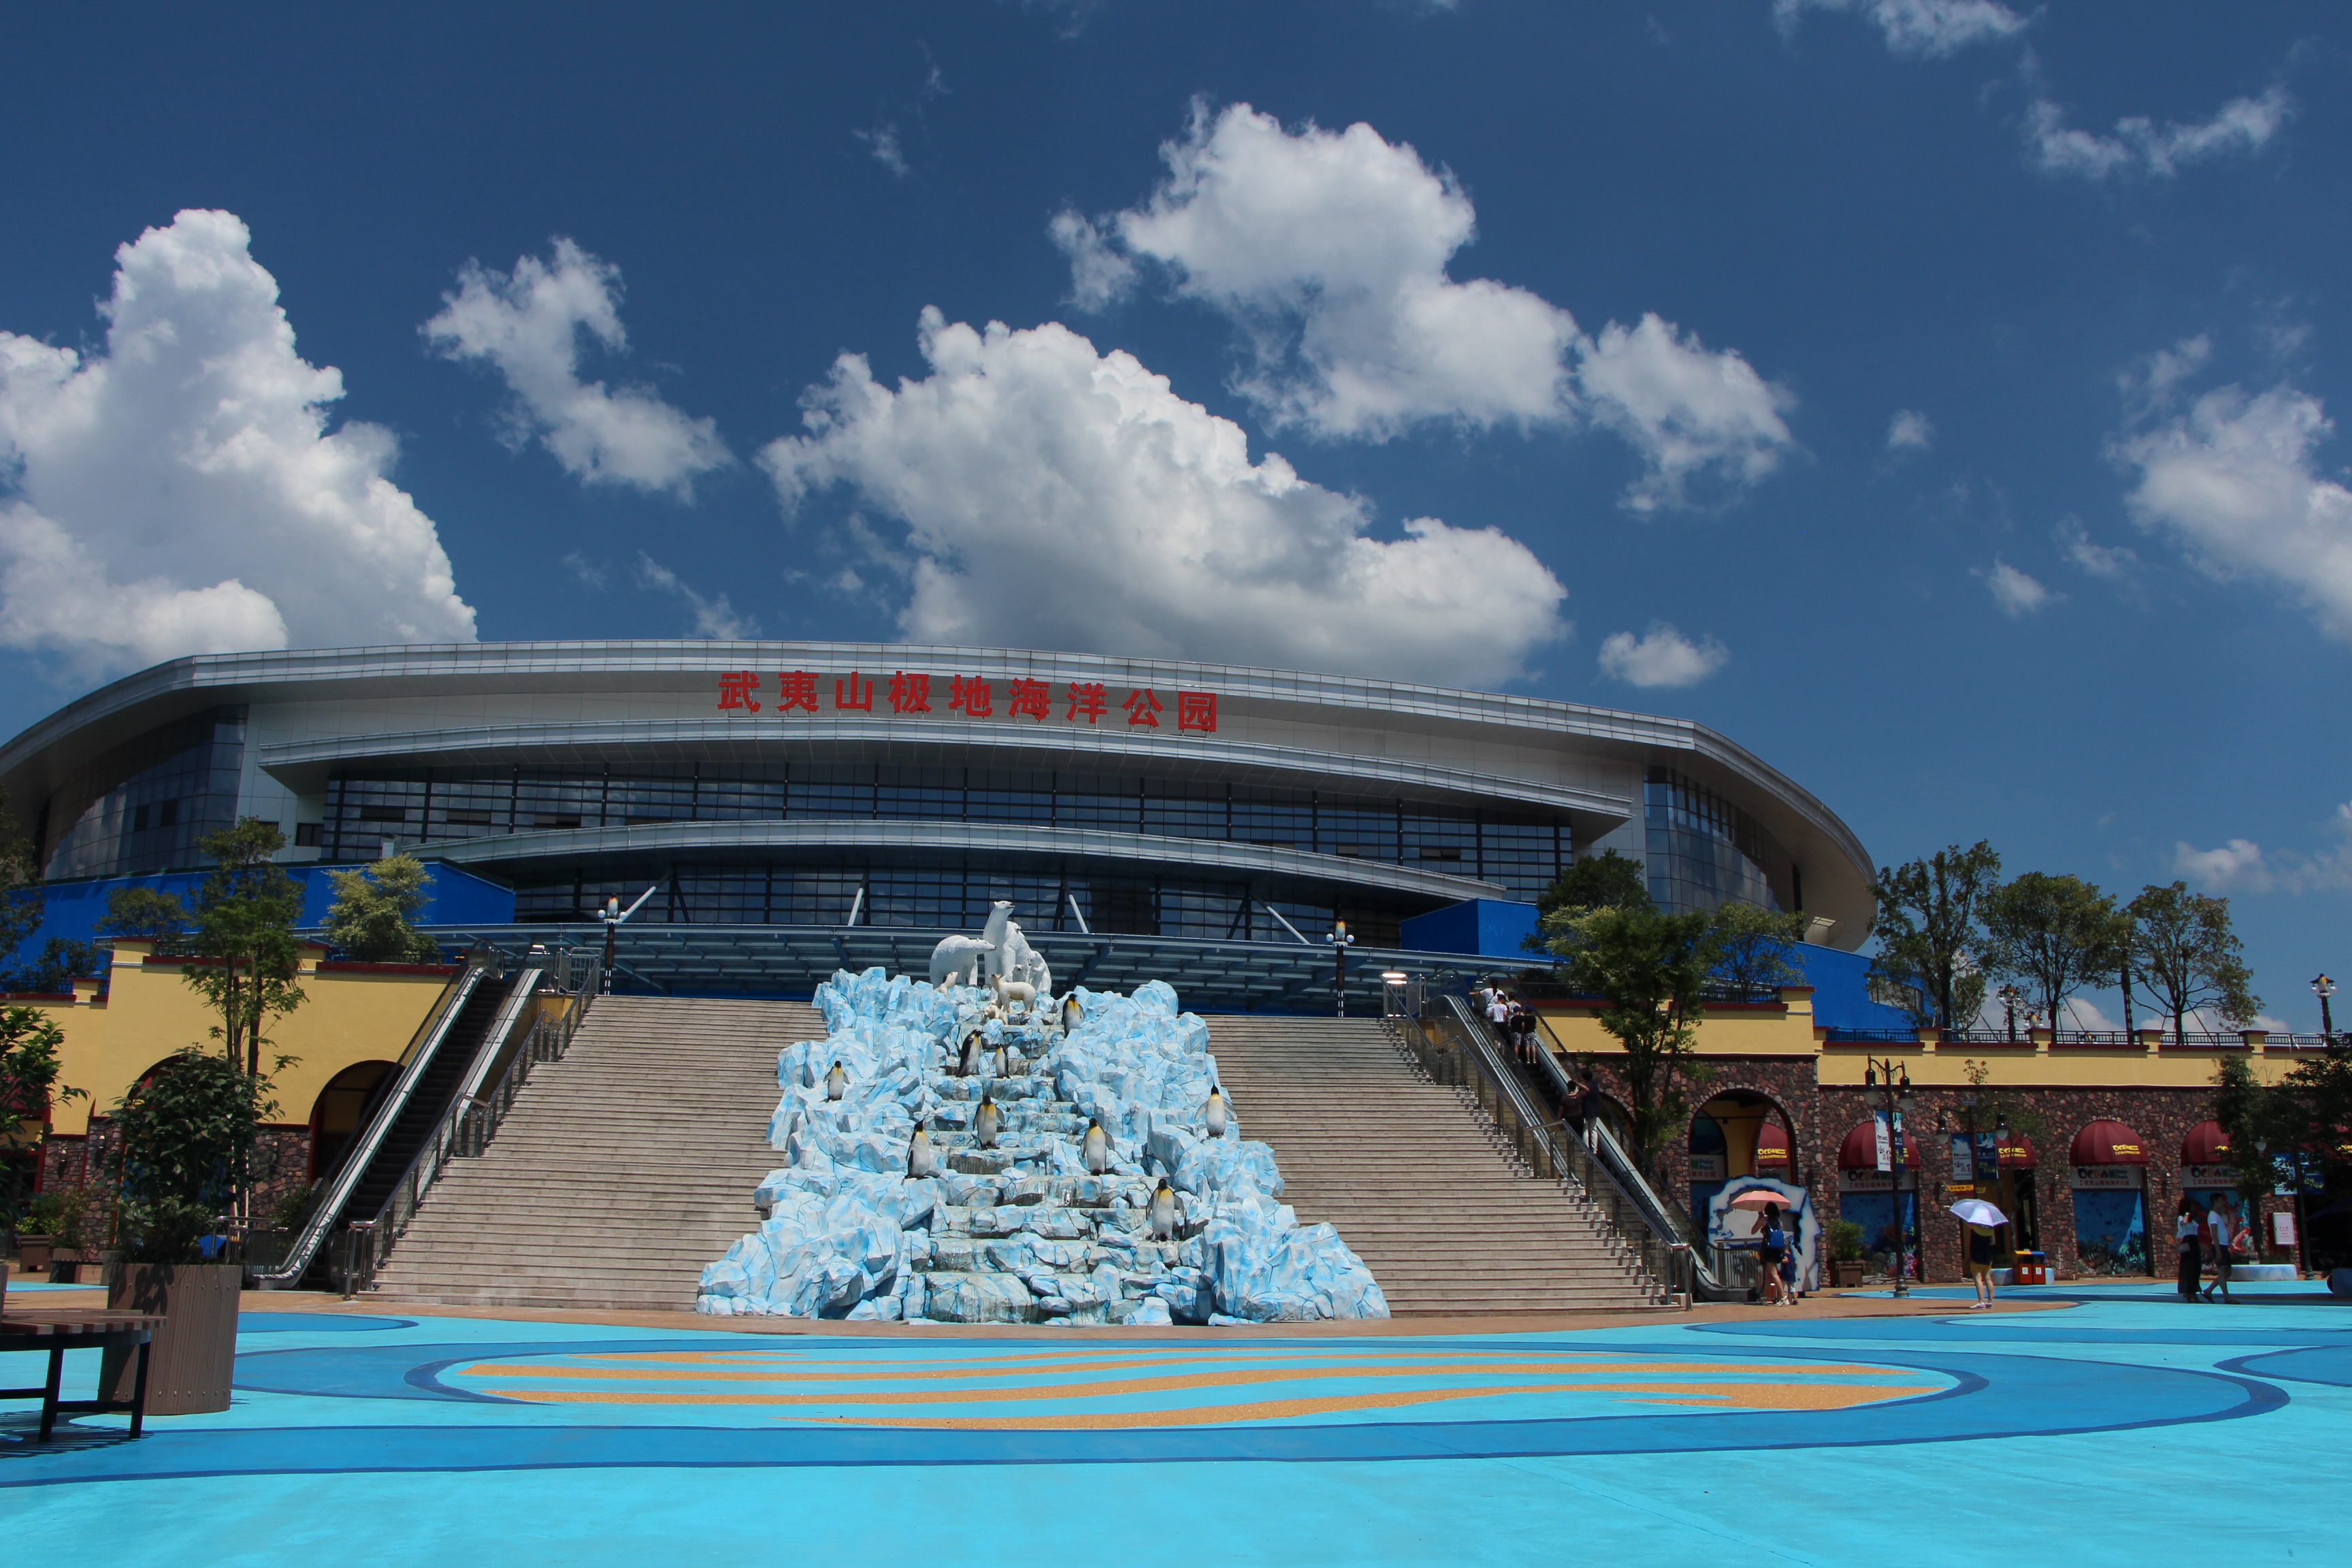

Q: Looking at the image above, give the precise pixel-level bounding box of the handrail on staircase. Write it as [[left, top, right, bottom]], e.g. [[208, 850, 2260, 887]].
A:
[[336, 951, 600, 1296], [1437, 986, 1753, 1303], [1391, 993, 1689, 1307], [247, 958, 493, 1288]]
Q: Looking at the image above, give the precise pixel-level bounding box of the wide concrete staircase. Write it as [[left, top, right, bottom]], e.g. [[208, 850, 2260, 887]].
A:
[[365, 996, 815, 1311], [366, 998, 1663, 1316], [1207, 1016, 1665, 1314]]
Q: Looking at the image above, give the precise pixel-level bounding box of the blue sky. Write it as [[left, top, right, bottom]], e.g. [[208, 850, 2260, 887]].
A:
[[1, 2, 2345, 1026]]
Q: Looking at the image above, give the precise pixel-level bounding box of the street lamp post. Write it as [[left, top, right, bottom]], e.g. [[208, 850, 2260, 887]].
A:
[[1328, 919, 1355, 1018], [2314, 974, 2336, 1045], [1998, 984, 2023, 1043], [1865, 1056, 1916, 1297]]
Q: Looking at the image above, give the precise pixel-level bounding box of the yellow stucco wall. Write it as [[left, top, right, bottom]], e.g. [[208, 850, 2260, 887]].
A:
[[1533, 990, 2304, 1090], [23, 941, 459, 1135]]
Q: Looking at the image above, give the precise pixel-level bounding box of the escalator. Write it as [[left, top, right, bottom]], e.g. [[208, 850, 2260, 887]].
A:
[[252, 962, 540, 1290]]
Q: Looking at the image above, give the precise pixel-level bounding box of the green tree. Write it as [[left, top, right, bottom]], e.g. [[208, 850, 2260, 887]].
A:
[[0, 785, 55, 983], [185, 819, 306, 1076], [1536, 851, 1654, 920], [1982, 872, 2127, 1039], [1868, 842, 2002, 1031], [98, 885, 191, 944], [0, 1004, 85, 1231], [2127, 881, 2259, 1046], [5, 938, 103, 994], [2215, 1035, 2352, 1205], [110, 1047, 280, 1262], [1, 1006, 84, 1241], [1708, 900, 1808, 998], [322, 853, 442, 963], [1525, 849, 1655, 955], [1542, 903, 1718, 1181]]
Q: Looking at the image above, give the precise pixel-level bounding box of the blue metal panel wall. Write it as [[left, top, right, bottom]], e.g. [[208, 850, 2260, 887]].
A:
[[1399, 898, 1540, 960]]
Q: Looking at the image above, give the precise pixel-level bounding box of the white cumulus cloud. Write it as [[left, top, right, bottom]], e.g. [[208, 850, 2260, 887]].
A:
[[1596, 623, 1729, 688], [1886, 408, 1936, 452], [2115, 381, 2352, 641], [1062, 102, 1793, 510], [424, 239, 729, 497], [760, 308, 1567, 687], [636, 553, 754, 639], [0, 210, 475, 673], [1975, 558, 2058, 617], [2177, 805, 2352, 897], [1773, 0, 2027, 58], [2026, 85, 2294, 181]]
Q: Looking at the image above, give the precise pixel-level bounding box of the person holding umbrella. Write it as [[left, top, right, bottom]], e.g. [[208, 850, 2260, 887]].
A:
[[1950, 1198, 2007, 1310]]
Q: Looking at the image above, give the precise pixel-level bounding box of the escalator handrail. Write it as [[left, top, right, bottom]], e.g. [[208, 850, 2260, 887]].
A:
[[1494, 994, 1746, 1301], [249, 961, 489, 1286], [1413, 993, 1681, 1303], [450, 966, 548, 1110], [1434, 991, 1717, 1303]]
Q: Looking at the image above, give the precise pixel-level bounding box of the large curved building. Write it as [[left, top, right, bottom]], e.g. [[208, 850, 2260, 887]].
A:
[[0, 641, 1874, 1004]]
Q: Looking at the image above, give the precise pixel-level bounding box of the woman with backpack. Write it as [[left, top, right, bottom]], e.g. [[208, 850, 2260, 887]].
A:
[[1759, 1203, 1791, 1306]]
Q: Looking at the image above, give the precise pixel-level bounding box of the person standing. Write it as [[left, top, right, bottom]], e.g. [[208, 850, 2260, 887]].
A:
[[1759, 1203, 1789, 1306], [2202, 1196, 2237, 1303], [2174, 1195, 2203, 1302], [1965, 1222, 1997, 1309]]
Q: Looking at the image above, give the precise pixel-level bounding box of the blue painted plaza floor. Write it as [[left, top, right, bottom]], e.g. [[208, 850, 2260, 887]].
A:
[[4, 1284, 2346, 1565]]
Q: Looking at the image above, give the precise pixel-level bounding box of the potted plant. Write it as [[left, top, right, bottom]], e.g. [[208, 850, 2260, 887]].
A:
[[16, 1186, 94, 1276], [1825, 1219, 1867, 1288], [100, 1045, 281, 1416]]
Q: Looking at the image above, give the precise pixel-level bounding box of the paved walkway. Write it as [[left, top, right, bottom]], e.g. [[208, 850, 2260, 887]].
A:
[[4, 1282, 2344, 1565]]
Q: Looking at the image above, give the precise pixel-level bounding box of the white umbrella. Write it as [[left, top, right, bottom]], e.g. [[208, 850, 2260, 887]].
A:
[[1949, 1198, 2008, 1227]]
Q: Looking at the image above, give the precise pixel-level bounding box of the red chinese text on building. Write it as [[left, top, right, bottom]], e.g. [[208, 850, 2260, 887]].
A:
[[835, 672, 875, 712], [888, 671, 931, 715], [1177, 691, 1217, 733], [1066, 681, 1109, 725], [1122, 688, 1164, 728], [1008, 678, 1052, 722], [717, 672, 762, 711], [777, 671, 820, 713], [949, 676, 994, 717]]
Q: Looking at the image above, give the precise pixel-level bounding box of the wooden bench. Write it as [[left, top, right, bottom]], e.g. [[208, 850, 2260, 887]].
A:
[[0, 1310, 163, 1441]]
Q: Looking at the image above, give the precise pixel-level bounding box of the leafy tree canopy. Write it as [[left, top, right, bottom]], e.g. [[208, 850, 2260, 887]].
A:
[[99, 885, 191, 943], [2128, 881, 2259, 1045], [1541, 902, 1718, 1180], [1709, 900, 1808, 998], [186, 819, 306, 1075], [322, 853, 442, 963], [111, 1047, 279, 1262], [1868, 841, 2000, 1032], [1535, 851, 1655, 919], [1983, 872, 2127, 1037], [1, 1004, 84, 1228]]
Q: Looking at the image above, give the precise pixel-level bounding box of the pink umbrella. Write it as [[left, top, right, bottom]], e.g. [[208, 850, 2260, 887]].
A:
[[1727, 1189, 1791, 1212]]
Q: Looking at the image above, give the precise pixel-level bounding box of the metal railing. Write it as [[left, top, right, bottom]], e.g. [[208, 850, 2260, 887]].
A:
[[1390, 993, 1690, 1307], [247, 958, 494, 1287], [336, 953, 598, 1296]]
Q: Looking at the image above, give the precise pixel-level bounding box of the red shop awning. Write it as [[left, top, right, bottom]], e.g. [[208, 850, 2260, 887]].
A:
[[1754, 1122, 1793, 1167], [1837, 1120, 1918, 1170], [1995, 1133, 2038, 1168], [2180, 1120, 2232, 1165], [2069, 1119, 2150, 1166]]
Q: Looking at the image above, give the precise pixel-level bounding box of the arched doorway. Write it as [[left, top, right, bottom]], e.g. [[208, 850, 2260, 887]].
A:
[[1994, 1130, 2042, 1263], [1689, 1091, 1797, 1228], [2068, 1120, 2151, 1276], [1836, 1119, 1920, 1281], [309, 1061, 397, 1181]]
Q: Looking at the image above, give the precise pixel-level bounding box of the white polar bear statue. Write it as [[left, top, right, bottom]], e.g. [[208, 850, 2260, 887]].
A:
[[928, 936, 993, 988]]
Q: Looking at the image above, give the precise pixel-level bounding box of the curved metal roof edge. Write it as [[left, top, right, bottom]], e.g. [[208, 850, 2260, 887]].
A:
[[1, 638, 1871, 881], [425, 818, 1513, 903]]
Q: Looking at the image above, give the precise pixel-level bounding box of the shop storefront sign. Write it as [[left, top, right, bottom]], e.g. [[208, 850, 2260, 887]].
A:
[[2071, 1164, 2142, 1190], [1688, 1154, 1725, 1181], [2181, 1164, 2236, 1188], [1840, 1169, 1908, 1194]]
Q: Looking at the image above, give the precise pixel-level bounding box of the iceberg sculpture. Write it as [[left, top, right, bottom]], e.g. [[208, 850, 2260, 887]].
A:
[[696, 964, 1388, 1324]]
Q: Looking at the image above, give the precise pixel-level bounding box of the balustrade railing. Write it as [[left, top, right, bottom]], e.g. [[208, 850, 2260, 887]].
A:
[[335, 951, 599, 1296]]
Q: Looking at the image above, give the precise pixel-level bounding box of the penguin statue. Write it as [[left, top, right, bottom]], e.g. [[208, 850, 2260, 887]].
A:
[[1203, 1083, 1229, 1139], [958, 1031, 984, 1078], [1060, 994, 1083, 1034], [906, 1120, 937, 1179], [975, 1091, 1002, 1150], [1148, 1177, 1181, 1242], [1081, 1117, 1112, 1175], [992, 1040, 1012, 1078], [825, 1061, 848, 1102]]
